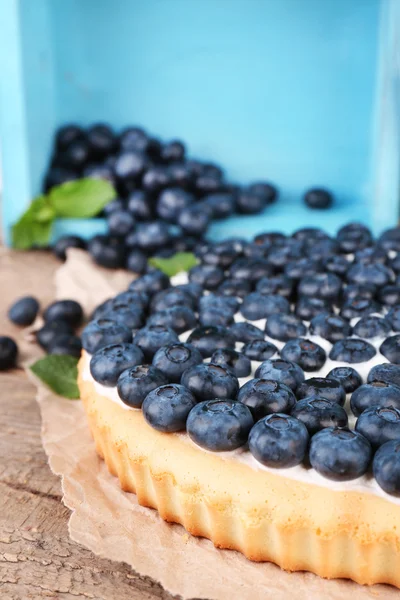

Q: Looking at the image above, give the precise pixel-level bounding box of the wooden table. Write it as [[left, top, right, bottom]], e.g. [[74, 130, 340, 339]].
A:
[[0, 250, 175, 600]]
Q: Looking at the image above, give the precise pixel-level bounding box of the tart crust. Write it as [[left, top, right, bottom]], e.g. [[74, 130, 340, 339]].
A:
[[78, 354, 400, 587]]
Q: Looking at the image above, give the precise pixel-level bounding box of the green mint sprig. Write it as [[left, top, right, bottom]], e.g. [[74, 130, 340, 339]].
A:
[[12, 178, 116, 249], [30, 355, 80, 399], [148, 252, 198, 277]]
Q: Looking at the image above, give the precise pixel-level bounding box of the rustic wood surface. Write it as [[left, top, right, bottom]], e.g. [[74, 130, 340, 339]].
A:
[[0, 250, 177, 600]]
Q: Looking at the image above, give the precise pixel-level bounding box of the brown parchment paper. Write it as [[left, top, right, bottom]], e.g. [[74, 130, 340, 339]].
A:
[[33, 249, 398, 600]]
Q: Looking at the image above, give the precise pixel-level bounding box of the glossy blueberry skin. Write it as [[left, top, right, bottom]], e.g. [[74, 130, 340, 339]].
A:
[[181, 363, 239, 402], [242, 340, 278, 361], [87, 123, 116, 157], [113, 290, 149, 311], [347, 263, 393, 287], [188, 264, 225, 290], [178, 204, 211, 236], [238, 379, 296, 420], [90, 343, 144, 387], [136, 221, 172, 251], [168, 162, 194, 188], [291, 397, 348, 435], [336, 222, 373, 253], [156, 188, 194, 222], [204, 193, 236, 219], [129, 270, 170, 295], [306, 238, 340, 261], [194, 173, 222, 196], [353, 316, 391, 339], [309, 427, 372, 481], [127, 190, 153, 221], [114, 150, 148, 181], [160, 140, 185, 162], [255, 359, 304, 391], [88, 235, 126, 269], [235, 189, 266, 214], [199, 308, 233, 328], [378, 285, 400, 307], [309, 314, 351, 343], [241, 293, 290, 321], [142, 166, 171, 193], [295, 296, 331, 321], [187, 399, 253, 451], [255, 275, 293, 299], [104, 301, 144, 329], [211, 348, 251, 378], [103, 198, 125, 217], [281, 338, 326, 372], [230, 322, 265, 343], [298, 273, 341, 301], [380, 335, 400, 364], [117, 365, 168, 408], [340, 298, 380, 321], [329, 338, 376, 364], [304, 188, 333, 209], [249, 413, 309, 468], [367, 363, 400, 388], [341, 283, 377, 304], [249, 181, 277, 204], [322, 254, 349, 277], [265, 313, 307, 342], [175, 283, 203, 302], [147, 306, 197, 334], [355, 246, 388, 265], [81, 319, 132, 354], [52, 235, 86, 261], [43, 300, 83, 328], [36, 320, 74, 351], [48, 334, 82, 358], [379, 227, 400, 252], [199, 294, 239, 315], [373, 440, 400, 496], [60, 139, 90, 170], [355, 406, 400, 450], [201, 240, 239, 269], [43, 166, 78, 192], [229, 257, 273, 283], [284, 258, 322, 281], [107, 209, 135, 237], [126, 249, 148, 274], [328, 366, 362, 393], [0, 336, 18, 370], [89, 298, 114, 321], [152, 342, 203, 383], [297, 377, 346, 406], [142, 383, 197, 431], [150, 288, 195, 313], [350, 382, 400, 416], [8, 296, 39, 326], [133, 325, 179, 360], [55, 124, 83, 150], [187, 326, 236, 358], [386, 306, 400, 331]]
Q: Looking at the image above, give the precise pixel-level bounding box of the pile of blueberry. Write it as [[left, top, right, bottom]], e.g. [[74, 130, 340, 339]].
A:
[[48, 122, 331, 268], [0, 296, 84, 370], [80, 221, 400, 497]]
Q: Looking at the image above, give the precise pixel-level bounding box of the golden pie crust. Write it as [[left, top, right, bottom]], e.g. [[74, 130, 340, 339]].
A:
[[78, 354, 400, 587]]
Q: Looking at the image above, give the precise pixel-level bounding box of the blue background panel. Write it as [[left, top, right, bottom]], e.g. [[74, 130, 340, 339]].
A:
[[1, 0, 399, 241]]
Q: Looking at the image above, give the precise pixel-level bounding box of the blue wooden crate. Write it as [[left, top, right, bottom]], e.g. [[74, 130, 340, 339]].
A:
[[1, 0, 399, 244]]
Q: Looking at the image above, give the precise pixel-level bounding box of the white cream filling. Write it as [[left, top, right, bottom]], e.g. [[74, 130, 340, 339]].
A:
[[81, 272, 400, 506]]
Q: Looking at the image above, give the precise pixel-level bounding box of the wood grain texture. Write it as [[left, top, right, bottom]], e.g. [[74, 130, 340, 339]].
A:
[[0, 249, 177, 600]]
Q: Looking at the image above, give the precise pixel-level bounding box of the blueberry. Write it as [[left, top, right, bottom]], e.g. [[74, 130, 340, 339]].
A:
[[200, 240, 239, 268], [217, 279, 252, 299], [36, 320, 74, 351], [113, 290, 149, 311], [43, 166, 78, 192], [378, 227, 400, 252], [229, 257, 273, 283], [129, 270, 169, 295], [248, 182, 277, 204], [152, 342, 202, 382], [135, 221, 172, 251], [156, 188, 194, 222], [353, 316, 391, 339], [8, 296, 39, 326], [242, 339, 278, 361], [295, 296, 331, 320], [267, 242, 304, 269], [340, 298, 380, 320], [147, 306, 197, 334], [0, 336, 18, 370], [355, 246, 388, 265], [249, 413, 309, 468], [105, 303, 144, 330], [322, 255, 349, 277], [86, 123, 116, 158], [336, 222, 373, 253], [291, 397, 348, 435], [307, 238, 340, 260], [126, 249, 148, 274], [351, 382, 400, 416], [90, 343, 144, 386], [367, 363, 400, 388], [103, 198, 125, 217], [373, 440, 400, 495], [60, 139, 90, 170], [181, 363, 239, 401], [235, 189, 266, 214], [52, 235, 86, 261], [341, 283, 376, 303], [378, 285, 400, 307], [204, 193, 236, 219], [309, 427, 371, 481], [88, 235, 126, 269], [241, 293, 290, 321], [142, 383, 196, 431], [133, 325, 179, 361], [297, 377, 346, 406], [84, 162, 115, 183], [281, 338, 326, 371], [329, 338, 376, 363], [175, 282, 203, 302], [199, 308, 233, 328], [284, 258, 322, 281], [292, 227, 330, 244], [255, 275, 293, 299], [187, 326, 236, 358], [116, 365, 168, 408], [114, 151, 147, 182], [298, 273, 341, 301], [142, 166, 171, 193], [127, 190, 153, 221], [81, 319, 132, 354], [309, 314, 351, 343], [238, 379, 296, 420], [386, 306, 400, 331], [327, 366, 362, 393], [160, 140, 185, 163], [255, 359, 304, 390], [304, 188, 333, 209], [355, 406, 400, 450], [380, 335, 400, 364], [188, 264, 225, 290], [230, 322, 264, 343], [107, 209, 135, 237], [199, 294, 238, 315], [119, 126, 149, 152], [55, 124, 83, 151], [150, 288, 195, 313], [211, 348, 251, 378], [347, 263, 393, 287], [48, 334, 82, 358], [168, 162, 194, 188], [43, 300, 83, 328], [194, 173, 222, 196], [265, 313, 307, 342]]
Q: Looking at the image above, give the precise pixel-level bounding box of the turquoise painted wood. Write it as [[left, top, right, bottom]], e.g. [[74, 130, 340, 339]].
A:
[[0, 0, 399, 244]]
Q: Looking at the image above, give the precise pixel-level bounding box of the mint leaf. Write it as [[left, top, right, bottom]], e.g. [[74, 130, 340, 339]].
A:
[[148, 252, 198, 277], [12, 196, 55, 249], [49, 178, 116, 218], [30, 355, 80, 399]]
